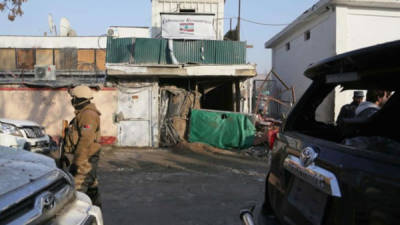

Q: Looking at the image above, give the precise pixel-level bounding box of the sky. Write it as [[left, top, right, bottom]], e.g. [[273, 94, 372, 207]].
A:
[[1, 0, 319, 75]]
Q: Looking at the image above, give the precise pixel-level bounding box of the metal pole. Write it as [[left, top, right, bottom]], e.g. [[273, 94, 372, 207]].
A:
[[238, 0, 241, 41]]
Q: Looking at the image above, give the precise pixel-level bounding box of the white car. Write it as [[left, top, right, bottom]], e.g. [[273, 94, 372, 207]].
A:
[[0, 146, 103, 225], [0, 118, 52, 153]]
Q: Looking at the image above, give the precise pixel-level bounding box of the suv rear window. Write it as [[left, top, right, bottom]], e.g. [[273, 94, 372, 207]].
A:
[[285, 80, 400, 156]]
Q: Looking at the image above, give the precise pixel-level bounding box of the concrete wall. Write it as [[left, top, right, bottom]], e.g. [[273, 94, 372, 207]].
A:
[[333, 5, 400, 120], [0, 86, 118, 137], [151, 0, 225, 39], [107, 26, 150, 38], [271, 9, 336, 121], [0, 36, 107, 49]]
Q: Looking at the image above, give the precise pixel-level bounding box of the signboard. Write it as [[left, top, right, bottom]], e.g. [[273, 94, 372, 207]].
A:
[[161, 14, 216, 40]]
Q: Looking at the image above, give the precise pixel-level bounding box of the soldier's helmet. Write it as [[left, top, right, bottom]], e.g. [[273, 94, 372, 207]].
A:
[[69, 85, 93, 99]]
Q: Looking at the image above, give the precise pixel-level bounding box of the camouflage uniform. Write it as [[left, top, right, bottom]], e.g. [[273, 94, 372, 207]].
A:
[[64, 103, 102, 206]]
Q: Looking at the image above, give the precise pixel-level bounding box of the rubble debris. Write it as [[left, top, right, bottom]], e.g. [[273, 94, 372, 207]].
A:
[[159, 86, 201, 147], [240, 145, 269, 158]]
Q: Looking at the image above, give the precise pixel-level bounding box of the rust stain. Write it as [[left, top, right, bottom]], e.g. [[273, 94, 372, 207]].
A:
[[17, 49, 35, 69], [77, 49, 95, 71], [55, 48, 77, 70]]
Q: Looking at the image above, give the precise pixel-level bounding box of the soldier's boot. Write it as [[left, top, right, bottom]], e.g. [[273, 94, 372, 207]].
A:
[[87, 186, 102, 208]]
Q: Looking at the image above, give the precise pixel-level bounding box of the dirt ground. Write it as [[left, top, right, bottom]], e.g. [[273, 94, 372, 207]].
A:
[[98, 144, 269, 225]]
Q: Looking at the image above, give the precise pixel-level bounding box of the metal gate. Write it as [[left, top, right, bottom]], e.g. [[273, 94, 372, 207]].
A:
[[117, 85, 157, 147]]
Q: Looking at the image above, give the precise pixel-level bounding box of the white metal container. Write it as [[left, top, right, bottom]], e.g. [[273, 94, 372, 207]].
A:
[[152, 0, 225, 40]]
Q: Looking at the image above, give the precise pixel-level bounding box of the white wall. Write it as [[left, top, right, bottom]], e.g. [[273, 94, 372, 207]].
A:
[[108, 26, 150, 38], [333, 5, 400, 121], [269, 3, 400, 122], [271, 10, 336, 121], [0, 36, 107, 49], [151, 0, 224, 39]]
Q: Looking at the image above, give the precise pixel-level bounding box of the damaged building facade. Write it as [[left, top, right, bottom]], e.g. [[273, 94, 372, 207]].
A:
[[107, 0, 256, 148], [106, 38, 256, 147], [0, 0, 256, 148]]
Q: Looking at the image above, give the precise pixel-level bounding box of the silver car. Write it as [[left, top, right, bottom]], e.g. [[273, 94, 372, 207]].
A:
[[0, 146, 103, 225], [0, 118, 53, 153]]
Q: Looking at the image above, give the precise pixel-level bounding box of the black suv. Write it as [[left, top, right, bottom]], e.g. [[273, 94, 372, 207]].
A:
[[241, 40, 400, 225]]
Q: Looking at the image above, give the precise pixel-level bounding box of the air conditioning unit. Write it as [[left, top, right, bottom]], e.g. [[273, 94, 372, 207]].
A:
[[34, 65, 56, 80]]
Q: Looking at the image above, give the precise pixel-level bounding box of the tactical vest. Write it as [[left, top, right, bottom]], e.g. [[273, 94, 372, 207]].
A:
[[64, 106, 101, 154]]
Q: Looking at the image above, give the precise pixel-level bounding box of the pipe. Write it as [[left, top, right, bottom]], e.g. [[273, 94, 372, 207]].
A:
[[168, 39, 179, 65]]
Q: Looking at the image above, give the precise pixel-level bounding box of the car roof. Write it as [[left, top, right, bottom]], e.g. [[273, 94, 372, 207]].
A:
[[304, 40, 400, 81]]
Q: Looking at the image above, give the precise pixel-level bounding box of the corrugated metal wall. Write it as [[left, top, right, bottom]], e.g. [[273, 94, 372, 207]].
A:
[[0, 48, 106, 71], [107, 37, 246, 65], [106, 38, 134, 63], [132, 38, 167, 64], [215, 40, 246, 64]]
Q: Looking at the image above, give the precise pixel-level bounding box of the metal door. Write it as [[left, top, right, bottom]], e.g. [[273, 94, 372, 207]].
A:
[[117, 86, 153, 147]]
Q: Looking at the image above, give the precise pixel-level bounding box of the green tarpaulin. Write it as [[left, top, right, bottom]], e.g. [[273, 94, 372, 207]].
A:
[[188, 109, 256, 150]]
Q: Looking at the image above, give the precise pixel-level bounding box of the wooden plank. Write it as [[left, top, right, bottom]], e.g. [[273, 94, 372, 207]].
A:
[[0, 49, 16, 71], [77, 49, 95, 71], [95, 49, 106, 71], [36, 49, 53, 65], [55, 48, 77, 70], [16, 49, 35, 69]]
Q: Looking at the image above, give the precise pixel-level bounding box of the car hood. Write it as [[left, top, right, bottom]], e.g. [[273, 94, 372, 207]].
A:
[[0, 146, 57, 196], [0, 118, 41, 128]]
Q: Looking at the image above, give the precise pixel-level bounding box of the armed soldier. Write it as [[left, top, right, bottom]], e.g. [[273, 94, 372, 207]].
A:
[[63, 85, 102, 207]]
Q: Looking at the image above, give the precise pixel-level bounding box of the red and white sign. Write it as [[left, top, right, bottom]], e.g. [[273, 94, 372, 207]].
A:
[[180, 23, 194, 33]]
